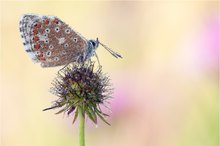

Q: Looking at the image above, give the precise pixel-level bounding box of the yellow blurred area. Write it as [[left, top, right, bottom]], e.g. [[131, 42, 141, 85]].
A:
[[1, 1, 219, 146]]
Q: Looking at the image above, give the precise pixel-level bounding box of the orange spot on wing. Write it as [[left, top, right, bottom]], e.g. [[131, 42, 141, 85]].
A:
[[33, 36, 39, 42], [37, 23, 41, 28], [39, 57, 46, 61], [38, 52, 46, 61], [33, 29, 38, 35], [34, 22, 41, 28], [34, 43, 40, 50], [44, 19, 49, 25]]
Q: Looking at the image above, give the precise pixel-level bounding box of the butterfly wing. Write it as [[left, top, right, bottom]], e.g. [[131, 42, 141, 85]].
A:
[[20, 14, 40, 63], [19, 14, 88, 67]]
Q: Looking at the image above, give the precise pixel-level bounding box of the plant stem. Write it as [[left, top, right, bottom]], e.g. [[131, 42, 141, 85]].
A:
[[79, 106, 85, 146]]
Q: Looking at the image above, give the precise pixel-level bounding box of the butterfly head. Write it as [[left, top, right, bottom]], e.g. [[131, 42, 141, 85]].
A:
[[85, 38, 122, 63], [86, 38, 99, 59]]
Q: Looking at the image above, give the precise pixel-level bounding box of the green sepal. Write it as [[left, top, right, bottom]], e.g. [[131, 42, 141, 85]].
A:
[[55, 107, 67, 114], [72, 107, 79, 124], [55, 104, 71, 114], [85, 106, 97, 124]]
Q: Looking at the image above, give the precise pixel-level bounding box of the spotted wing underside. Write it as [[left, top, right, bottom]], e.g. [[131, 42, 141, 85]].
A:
[[19, 14, 88, 67]]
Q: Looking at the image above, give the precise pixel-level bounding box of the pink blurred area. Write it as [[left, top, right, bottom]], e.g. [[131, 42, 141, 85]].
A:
[[198, 15, 219, 72], [176, 14, 219, 77], [107, 10, 219, 146]]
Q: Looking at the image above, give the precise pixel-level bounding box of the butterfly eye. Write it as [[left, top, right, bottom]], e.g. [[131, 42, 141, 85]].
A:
[[65, 29, 70, 34], [49, 45, 54, 49], [64, 43, 69, 48], [46, 51, 52, 57], [45, 28, 50, 33], [55, 27, 60, 32], [91, 41, 96, 47]]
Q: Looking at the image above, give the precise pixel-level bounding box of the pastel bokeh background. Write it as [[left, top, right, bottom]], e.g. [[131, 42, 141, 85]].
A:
[[1, 1, 219, 146]]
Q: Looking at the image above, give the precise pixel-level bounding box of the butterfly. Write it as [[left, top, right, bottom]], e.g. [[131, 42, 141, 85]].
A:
[[19, 14, 122, 67]]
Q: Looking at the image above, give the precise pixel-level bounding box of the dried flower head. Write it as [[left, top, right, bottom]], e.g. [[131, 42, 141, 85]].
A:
[[43, 61, 112, 125]]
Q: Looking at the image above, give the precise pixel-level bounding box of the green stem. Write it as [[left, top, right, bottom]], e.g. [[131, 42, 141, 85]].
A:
[[79, 106, 85, 146]]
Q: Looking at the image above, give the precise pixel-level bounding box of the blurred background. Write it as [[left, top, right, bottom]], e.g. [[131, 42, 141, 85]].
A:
[[1, 1, 219, 146]]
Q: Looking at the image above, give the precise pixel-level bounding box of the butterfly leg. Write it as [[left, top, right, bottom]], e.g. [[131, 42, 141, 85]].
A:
[[58, 62, 71, 74], [94, 52, 101, 68]]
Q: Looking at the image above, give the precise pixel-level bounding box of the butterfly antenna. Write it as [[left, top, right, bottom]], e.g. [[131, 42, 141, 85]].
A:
[[96, 38, 122, 59]]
